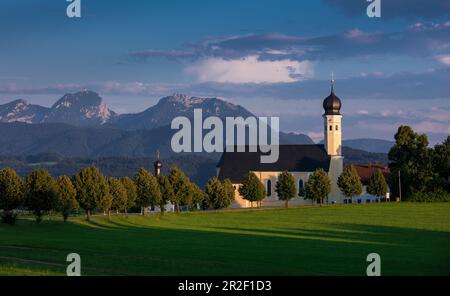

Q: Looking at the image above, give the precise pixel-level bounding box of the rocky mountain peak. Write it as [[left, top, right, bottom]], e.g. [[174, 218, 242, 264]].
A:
[[0, 99, 48, 124], [44, 90, 116, 125]]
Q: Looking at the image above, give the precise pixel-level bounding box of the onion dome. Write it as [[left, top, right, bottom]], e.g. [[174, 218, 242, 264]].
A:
[[154, 159, 162, 169], [323, 77, 342, 115]]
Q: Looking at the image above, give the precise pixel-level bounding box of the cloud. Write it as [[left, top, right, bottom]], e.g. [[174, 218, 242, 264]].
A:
[[412, 121, 450, 134], [437, 55, 450, 65], [129, 49, 196, 62], [185, 55, 314, 84], [1, 68, 448, 101], [0, 81, 187, 97], [188, 68, 450, 101], [129, 22, 450, 64], [322, 0, 450, 19]]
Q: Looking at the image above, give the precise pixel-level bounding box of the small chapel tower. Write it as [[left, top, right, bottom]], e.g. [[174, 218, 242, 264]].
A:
[[154, 150, 162, 177]]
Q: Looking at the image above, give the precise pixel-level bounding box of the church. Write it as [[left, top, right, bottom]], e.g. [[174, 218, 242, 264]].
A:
[[216, 79, 345, 207]]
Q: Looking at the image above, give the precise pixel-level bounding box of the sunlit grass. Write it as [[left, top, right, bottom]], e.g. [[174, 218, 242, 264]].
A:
[[0, 203, 449, 276]]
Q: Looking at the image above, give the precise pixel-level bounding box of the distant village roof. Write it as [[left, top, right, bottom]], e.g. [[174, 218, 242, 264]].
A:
[[217, 145, 331, 183], [352, 163, 390, 185]]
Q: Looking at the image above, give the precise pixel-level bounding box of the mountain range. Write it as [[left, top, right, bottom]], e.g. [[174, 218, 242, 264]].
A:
[[0, 91, 259, 129], [108, 93, 254, 130], [0, 90, 393, 158]]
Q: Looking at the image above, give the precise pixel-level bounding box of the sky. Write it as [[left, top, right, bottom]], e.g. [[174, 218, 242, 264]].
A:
[[0, 0, 449, 144]]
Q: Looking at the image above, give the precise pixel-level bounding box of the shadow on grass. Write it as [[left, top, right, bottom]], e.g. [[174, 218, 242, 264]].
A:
[[1, 218, 449, 276]]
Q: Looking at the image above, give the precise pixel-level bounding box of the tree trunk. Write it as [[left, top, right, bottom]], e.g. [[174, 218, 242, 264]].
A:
[[107, 210, 111, 220], [86, 210, 91, 222], [36, 210, 42, 223], [125, 209, 128, 218], [285, 200, 288, 208]]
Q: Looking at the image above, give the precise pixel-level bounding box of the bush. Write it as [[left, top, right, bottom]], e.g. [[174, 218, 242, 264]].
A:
[[1, 211, 18, 225], [409, 189, 450, 202]]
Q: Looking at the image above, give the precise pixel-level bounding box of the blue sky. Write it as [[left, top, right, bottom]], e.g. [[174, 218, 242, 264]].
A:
[[0, 0, 449, 143]]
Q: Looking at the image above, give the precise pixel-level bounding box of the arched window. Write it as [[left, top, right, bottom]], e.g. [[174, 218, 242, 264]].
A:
[[335, 125, 339, 131], [266, 180, 272, 196], [329, 125, 332, 131], [299, 179, 304, 190]]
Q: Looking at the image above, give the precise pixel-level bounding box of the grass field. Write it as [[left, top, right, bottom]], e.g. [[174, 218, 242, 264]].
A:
[[0, 203, 449, 276]]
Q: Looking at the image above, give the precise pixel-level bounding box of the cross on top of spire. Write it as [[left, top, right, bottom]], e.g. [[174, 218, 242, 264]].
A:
[[331, 72, 335, 93]]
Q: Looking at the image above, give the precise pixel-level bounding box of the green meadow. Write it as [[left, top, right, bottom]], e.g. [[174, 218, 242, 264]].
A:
[[0, 203, 449, 276]]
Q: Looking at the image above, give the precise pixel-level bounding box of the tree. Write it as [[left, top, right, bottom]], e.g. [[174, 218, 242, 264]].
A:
[[109, 178, 128, 216], [275, 171, 297, 208], [134, 167, 161, 215], [205, 177, 227, 209], [24, 170, 58, 223], [190, 182, 206, 210], [337, 165, 363, 203], [432, 136, 450, 193], [98, 193, 113, 219], [158, 175, 175, 214], [73, 166, 109, 221], [222, 179, 236, 208], [157, 175, 174, 214], [0, 168, 24, 225], [204, 178, 235, 210], [367, 169, 388, 198], [56, 175, 78, 222], [169, 165, 192, 212], [238, 172, 266, 208], [304, 169, 331, 205], [121, 177, 137, 217], [388, 125, 433, 200]]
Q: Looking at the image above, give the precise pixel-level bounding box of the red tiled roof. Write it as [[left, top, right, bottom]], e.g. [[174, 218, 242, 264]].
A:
[[351, 163, 390, 185]]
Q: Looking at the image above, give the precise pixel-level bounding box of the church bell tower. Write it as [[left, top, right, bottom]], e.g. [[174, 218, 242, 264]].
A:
[[323, 74, 342, 156], [323, 74, 344, 202]]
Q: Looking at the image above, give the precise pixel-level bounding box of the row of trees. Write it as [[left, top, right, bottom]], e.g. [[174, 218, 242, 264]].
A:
[[236, 166, 388, 208], [0, 160, 393, 225], [0, 165, 236, 225]]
